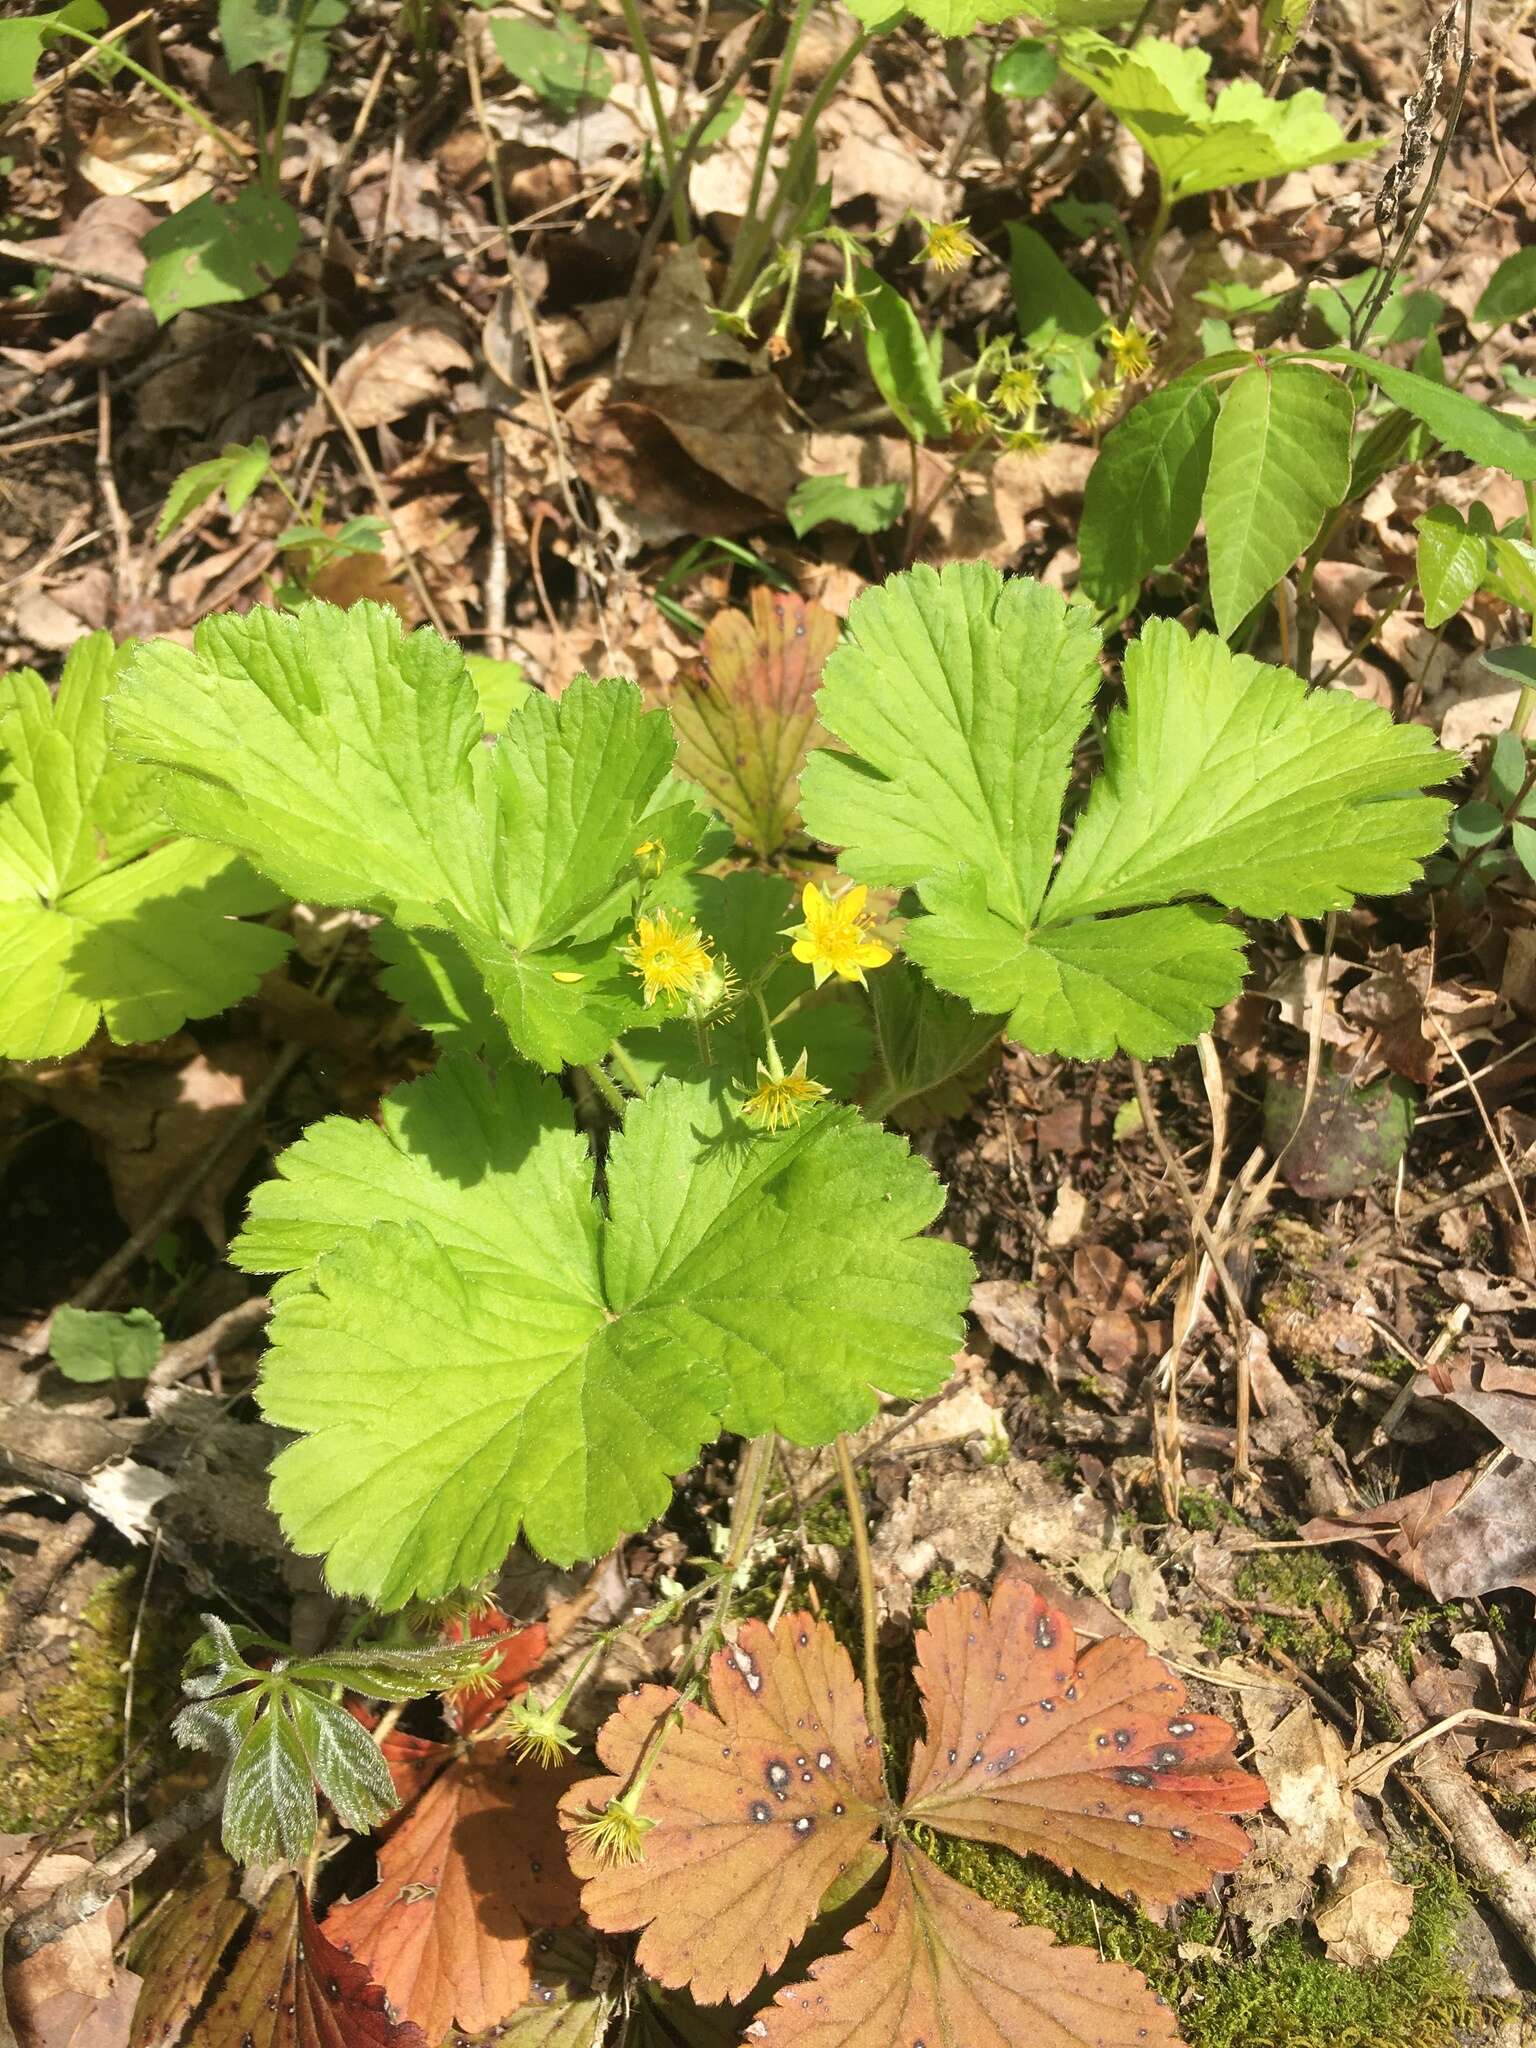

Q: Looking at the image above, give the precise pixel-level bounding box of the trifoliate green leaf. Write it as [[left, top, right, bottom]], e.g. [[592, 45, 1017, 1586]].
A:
[[1058, 34, 1375, 202], [1416, 504, 1493, 629], [800, 566, 1451, 1061], [0, 633, 287, 1061], [233, 1055, 969, 1604], [111, 603, 704, 1069]]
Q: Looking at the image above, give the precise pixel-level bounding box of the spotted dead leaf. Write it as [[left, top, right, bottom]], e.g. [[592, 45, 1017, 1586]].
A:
[[324, 1744, 580, 2044], [669, 590, 838, 859], [128, 1847, 246, 2048], [562, 1613, 886, 2005], [904, 1577, 1265, 1904], [752, 1842, 1180, 2048], [200, 1875, 426, 2047]]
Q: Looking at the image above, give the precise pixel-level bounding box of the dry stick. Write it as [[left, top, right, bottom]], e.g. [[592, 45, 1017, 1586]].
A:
[[147, 1295, 272, 1391], [314, 36, 395, 370], [94, 369, 134, 615], [832, 1433, 885, 1759], [1429, 1014, 1536, 1269], [484, 428, 509, 662], [288, 343, 448, 637], [3, 1776, 227, 1966], [1356, 1648, 1536, 1967], [0, 1511, 94, 1660]]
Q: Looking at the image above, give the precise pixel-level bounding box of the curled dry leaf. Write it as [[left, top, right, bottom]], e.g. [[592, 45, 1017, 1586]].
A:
[[751, 1842, 1180, 2048], [669, 589, 838, 860], [568, 1589, 1264, 2043], [562, 1613, 886, 2006], [200, 1876, 426, 2047]]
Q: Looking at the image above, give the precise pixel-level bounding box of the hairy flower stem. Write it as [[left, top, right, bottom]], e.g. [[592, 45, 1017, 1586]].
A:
[[833, 1432, 887, 1763], [617, 0, 689, 244], [723, 0, 817, 306]]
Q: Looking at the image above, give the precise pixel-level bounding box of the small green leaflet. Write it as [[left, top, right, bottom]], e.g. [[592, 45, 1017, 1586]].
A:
[[1077, 372, 1218, 604], [1416, 504, 1492, 629], [0, 0, 105, 104], [1203, 361, 1353, 637], [490, 8, 612, 112], [141, 191, 300, 323], [1058, 33, 1375, 202], [51, 1305, 161, 1384], [158, 437, 271, 542], [799, 565, 1451, 1061], [110, 603, 705, 1070], [992, 38, 1057, 97], [786, 475, 906, 538], [219, 0, 346, 96], [0, 633, 287, 1062], [856, 266, 947, 443], [1476, 248, 1536, 331], [233, 1055, 970, 1603]]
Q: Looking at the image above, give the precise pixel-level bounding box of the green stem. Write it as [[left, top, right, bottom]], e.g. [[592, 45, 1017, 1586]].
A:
[[723, 0, 817, 305], [607, 1039, 650, 1098], [53, 23, 248, 170], [1119, 188, 1171, 323], [618, 0, 689, 244], [581, 1061, 626, 1116], [268, 0, 318, 196], [833, 1432, 886, 1760]]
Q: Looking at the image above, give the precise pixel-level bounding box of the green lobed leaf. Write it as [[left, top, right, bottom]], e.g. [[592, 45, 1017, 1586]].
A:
[[1077, 372, 1218, 604], [786, 475, 906, 538], [856, 266, 948, 443], [141, 191, 301, 323], [1416, 505, 1492, 629], [1203, 361, 1353, 637], [801, 566, 1451, 1060], [1057, 34, 1375, 201], [110, 603, 696, 1070], [233, 1055, 970, 1603], [0, 633, 287, 1061], [51, 1304, 162, 1383], [905, 0, 1026, 29]]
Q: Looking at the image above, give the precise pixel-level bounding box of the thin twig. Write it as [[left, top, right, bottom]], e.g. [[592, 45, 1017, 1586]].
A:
[[148, 1296, 272, 1390], [832, 1433, 886, 1760]]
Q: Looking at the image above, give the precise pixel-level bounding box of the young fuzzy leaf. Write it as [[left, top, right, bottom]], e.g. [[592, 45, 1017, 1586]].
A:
[[324, 1743, 580, 2042], [0, 633, 287, 1061], [800, 567, 1449, 1061], [562, 1614, 886, 2006], [1077, 371, 1219, 604], [201, 1876, 428, 2048], [158, 437, 272, 541], [1203, 361, 1354, 637], [1058, 34, 1375, 202], [756, 1844, 1180, 2048], [903, 1578, 1265, 1901], [111, 603, 702, 1069], [669, 588, 838, 859], [232, 1057, 969, 1603]]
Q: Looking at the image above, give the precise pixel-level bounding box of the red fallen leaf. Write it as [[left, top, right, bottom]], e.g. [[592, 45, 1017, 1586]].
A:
[[567, 1589, 1264, 2041], [563, 1614, 886, 2006], [200, 1875, 426, 2047], [904, 1577, 1265, 1904], [324, 1747, 581, 2043], [669, 589, 838, 859], [443, 1610, 549, 1737], [752, 1841, 1180, 2048]]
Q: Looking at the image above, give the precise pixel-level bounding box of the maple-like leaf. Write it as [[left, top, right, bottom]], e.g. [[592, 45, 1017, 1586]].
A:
[[902, 1577, 1265, 1903], [754, 1841, 1180, 2047], [324, 1743, 580, 2044], [564, 1614, 887, 2006], [570, 1590, 1264, 2043], [199, 1876, 426, 2047], [669, 588, 837, 859]]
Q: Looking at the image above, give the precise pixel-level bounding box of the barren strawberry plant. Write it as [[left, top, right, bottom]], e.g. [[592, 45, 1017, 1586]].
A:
[[2, 2, 1535, 2046]]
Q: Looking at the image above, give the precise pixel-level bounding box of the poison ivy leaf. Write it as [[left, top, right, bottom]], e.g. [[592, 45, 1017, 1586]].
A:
[[1318, 349, 1536, 481], [201, 1876, 428, 2048], [158, 438, 271, 541], [1476, 248, 1536, 331], [1489, 536, 1536, 616], [785, 475, 906, 538], [669, 589, 837, 858], [141, 190, 301, 322], [1077, 371, 1219, 604], [0, 0, 105, 104], [489, 8, 612, 112], [855, 266, 947, 442], [757, 1844, 1180, 2048], [111, 604, 697, 1069], [1058, 34, 1375, 201], [1416, 504, 1492, 628], [233, 1057, 969, 1601], [903, 1579, 1265, 1901], [861, 957, 1003, 1129], [801, 566, 1450, 1060], [0, 633, 287, 1061], [1203, 361, 1353, 637], [564, 1614, 886, 2005], [51, 1304, 161, 1384], [325, 1740, 580, 2043]]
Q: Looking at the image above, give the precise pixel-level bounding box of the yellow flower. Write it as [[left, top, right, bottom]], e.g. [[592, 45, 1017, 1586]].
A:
[[1076, 383, 1124, 430], [945, 388, 993, 440], [786, 882, 893, 988], [501, 1694, 578, 1770], [568, 1794, 654, 1868], [632, 838, 666, 877], [1106, 319, 1157, 384], [742, 1051, 830, 1133], [1002, 426, 1050, 455], [918, 217, 981, 274], [623, 911, 714, 1007], [993, 362, 1042, 418]]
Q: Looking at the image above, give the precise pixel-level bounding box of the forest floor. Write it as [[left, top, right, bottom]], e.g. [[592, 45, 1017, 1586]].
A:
[[2, 0, 1536, 2042]]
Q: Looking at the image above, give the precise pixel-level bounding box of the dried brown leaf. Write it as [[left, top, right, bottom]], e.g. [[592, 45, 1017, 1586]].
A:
[[128, 1849, 245, 2048]]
